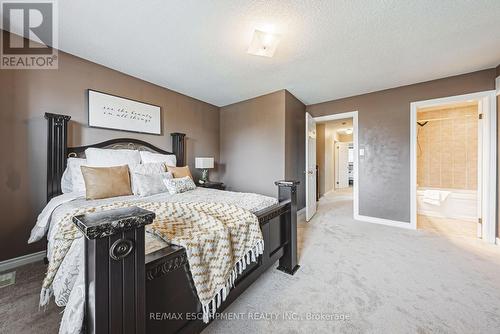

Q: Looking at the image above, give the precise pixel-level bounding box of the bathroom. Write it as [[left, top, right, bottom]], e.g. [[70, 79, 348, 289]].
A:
[[416, 101, 479, 237]]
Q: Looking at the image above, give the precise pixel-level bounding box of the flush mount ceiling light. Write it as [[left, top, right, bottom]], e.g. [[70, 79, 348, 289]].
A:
[[344, 128, 353, 135], [247, 29, 281, 57]]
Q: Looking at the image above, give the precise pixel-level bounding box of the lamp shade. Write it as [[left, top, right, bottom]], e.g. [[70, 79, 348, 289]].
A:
[[195, 157, 214, 169]]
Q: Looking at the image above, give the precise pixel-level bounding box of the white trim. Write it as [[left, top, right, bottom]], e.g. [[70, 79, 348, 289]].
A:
[[496, 76, 500, 95], [0, 250, 45, 273], [477, 97, 483, 238], [313, 111, 360, 222], [305, 112, 318, 221], [354, 214, 413, 229], [410, 90, 497, 243], [496, 237, 500, 246], [485, 93, 497, 243], [297, 207, 306, 216]]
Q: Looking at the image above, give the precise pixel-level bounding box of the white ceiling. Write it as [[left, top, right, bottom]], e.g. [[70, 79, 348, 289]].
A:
[[55, 0, 500, 106], [320, 118, 354, 137], [317, 118, 352, 129]]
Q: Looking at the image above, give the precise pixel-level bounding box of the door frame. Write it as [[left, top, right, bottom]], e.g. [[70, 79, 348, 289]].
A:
[[305, 112, 317, 221], [313, 111, 359, 219], [410, 90, 497, 243]]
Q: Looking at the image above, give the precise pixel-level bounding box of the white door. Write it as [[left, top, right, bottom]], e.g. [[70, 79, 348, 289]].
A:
[[477, 99, 483, 238], [335, 142, 349, 189], [305, 112, 317, 221]]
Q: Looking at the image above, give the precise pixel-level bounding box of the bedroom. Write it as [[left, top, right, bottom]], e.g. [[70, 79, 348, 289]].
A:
[[1, 1, 500, 334]]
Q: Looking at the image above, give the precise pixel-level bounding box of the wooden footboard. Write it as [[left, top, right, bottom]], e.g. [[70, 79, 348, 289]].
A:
[[73, 181, 299, 334]]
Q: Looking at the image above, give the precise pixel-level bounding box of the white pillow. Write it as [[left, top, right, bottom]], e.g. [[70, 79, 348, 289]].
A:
[[129, 162, 168, 194], [85, 148, 141, 167], [163, 176, 196, 194], [129, 162, 166, 175], [133, 172, 173, 197], [61, 165, 73, 194], [140, 151, 176, 167], [61, 158, 87, 193]]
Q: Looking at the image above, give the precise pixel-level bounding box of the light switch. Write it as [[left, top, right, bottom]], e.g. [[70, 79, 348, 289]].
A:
[[359, 148, 365, 156]]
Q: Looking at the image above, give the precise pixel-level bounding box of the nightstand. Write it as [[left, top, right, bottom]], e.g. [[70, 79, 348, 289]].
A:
[[197, 181, 226, 190]]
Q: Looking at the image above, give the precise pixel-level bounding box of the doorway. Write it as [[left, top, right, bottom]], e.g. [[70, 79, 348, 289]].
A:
[[316, 118, 354, 197], [305, 111, 359, 222], [410, 91, 497, 243]]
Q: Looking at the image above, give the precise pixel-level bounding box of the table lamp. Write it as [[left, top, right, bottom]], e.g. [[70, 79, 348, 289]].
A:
[[195, 157, 214, 183]]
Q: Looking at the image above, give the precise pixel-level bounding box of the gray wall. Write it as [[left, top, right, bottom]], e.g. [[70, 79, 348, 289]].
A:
[[220, 91, 286, 198], [220, 90, 306, 208], [0, 38, 220, 261], [284, 91, 306, 209], [307, 69, 497, 223]]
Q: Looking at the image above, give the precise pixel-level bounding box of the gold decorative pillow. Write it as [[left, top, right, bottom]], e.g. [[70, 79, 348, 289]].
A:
[[81, 165, 133, 200], [166, 165, 193, 179]]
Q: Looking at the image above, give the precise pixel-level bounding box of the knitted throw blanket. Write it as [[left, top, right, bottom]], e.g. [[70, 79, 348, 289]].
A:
[[41, 201, 264, 323]]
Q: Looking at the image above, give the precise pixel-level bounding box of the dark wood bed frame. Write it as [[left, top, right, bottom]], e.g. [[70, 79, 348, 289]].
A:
[[45, 113, 300, 334]]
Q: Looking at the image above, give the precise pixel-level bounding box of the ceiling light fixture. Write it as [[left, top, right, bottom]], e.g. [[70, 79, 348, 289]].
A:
[[247, 29, 281, 58], [345, 128, 353, 135]]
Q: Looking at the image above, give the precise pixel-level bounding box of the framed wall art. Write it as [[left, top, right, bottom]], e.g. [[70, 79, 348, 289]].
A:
[[88, 89, 161, 135]]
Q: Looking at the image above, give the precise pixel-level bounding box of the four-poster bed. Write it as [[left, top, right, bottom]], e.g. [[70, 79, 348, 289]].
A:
[[43, 112, 300, 334]]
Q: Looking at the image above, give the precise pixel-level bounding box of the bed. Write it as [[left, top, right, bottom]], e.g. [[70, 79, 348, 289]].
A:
[[34, 113, 300, 334]]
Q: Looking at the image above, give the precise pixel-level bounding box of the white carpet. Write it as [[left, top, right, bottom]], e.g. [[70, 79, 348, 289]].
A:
[[205, 190, 500, 334]]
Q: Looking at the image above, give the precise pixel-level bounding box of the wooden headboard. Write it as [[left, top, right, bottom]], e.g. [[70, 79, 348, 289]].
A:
[[45, 112, 185, 202]]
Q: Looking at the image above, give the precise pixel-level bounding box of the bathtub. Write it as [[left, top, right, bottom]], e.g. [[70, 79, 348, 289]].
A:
[[417, 187, 478, 221]]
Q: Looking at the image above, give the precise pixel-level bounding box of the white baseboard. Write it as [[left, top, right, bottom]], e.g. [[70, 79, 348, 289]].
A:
[[297, 207, 306, 216], [0, 250, 46, 273], [354, 214, 415, 230], [323, 189, 334, 196]]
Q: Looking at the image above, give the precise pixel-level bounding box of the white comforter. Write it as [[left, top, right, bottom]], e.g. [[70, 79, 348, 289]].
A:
[[29, 187, 278, 334]]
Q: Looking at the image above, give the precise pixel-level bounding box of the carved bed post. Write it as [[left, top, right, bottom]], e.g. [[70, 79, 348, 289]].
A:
[[275, 180, 300, 275], [73, 207, 155, 334], [171, 133, 186, 167], [45, 112, 71, 202]]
